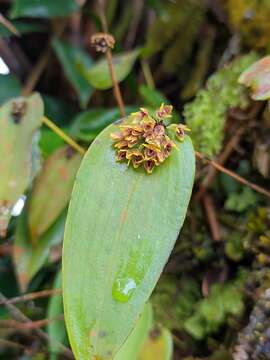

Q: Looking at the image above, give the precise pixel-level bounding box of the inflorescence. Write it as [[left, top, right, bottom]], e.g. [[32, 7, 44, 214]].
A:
[[110, 104, 190, 174]]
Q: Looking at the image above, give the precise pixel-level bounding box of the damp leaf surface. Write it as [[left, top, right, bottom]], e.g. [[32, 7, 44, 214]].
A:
[[63, 118, 195, 359]]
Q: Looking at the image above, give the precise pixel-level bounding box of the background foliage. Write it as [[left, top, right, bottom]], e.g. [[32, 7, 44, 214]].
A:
[[0, 0, 270, 359]]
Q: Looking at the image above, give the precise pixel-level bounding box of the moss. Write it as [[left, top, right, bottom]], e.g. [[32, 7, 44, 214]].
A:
[[225, 0, 270, 49], [184, 53, 258, 157]]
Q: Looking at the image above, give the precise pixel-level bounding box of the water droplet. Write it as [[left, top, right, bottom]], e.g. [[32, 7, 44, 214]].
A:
[[112, 249, 153, 303], [112, 277, 137, 303]]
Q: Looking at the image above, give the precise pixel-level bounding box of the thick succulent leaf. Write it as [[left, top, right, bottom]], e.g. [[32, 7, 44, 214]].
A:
[[139, 327, 173, 360], [10, 0, 79, 19], [239, 56, 270, 100], [28, 146, 81, 242], [47, 271, 68, 360], [53, 39, 93, 108], [115, 303, 153, 360], [0, 93, 43, 236], [13, 210, 66, 292], [63, 119, 195, 359], [70, 106, 137, 142], [79, 49, 140, 90]]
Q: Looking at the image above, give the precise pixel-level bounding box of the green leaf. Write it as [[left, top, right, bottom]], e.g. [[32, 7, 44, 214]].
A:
[[43, 95, 76, 126], [52, 39, 93, 108], [70, 106, 137, 142], [0, 20, 46, 36], [0, 93, 43, 236], [39, 128, 65, 158], [79, 49, 140, 90], [0, 75, 21, 105], [115, 303, 153, 360], [13, 210, 66, 292], [47, 271, 68, 360], [28, 146, 81, 242], [11, 0, 79, 19], [139, 85, 168, 109], [62, 119, 195, 359], [139, 327, 173, 360]]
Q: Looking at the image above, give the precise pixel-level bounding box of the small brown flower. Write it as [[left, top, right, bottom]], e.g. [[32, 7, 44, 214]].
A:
[[110, 104, 188, 174], [153, 124, 165, 137], [90, 33, 115, 53], [156, 103, 173, 119], [126, 149, 144, 168], [175, 124, 190, 141], [110, 131, 123, 141], [116, 149, 127, 161], [114, 140, 128, 149], [144, 160, 155, 174]]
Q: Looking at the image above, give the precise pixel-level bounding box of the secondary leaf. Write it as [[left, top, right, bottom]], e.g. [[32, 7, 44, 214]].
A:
[[139, 327, 173, 360], [79, 49, 140, 90], [0, 75, 21, 105], [115, 303, 153, 360], [63, 116, 195, 359], [0, 93, 43, 236], [13, 209, 66, 292], [28, 145, 81, 242], [11, 0, 79, 19], [70, 106, 137, 142], [53, 39, 93, 108], [47, 271, 68, 360]]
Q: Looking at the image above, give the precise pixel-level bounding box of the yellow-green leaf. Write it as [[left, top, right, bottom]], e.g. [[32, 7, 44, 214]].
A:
[[79, 49, 140, 90], [139, 327, 173, 360], [28, 146, 81, 242], [0, 93, 43, 236]]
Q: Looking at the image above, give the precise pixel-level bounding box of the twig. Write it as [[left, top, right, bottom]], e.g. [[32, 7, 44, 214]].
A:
[[96, 0, 126, 117], [105, 50, 126, 117], [195, 151, 270, 199], [196, 126, 245, 200], [0, 316, 64, 330], [21, 20, 67, 96], [0, 338, 27, 351], [0, 292, 74, 359], [42, 116, 86, 156], [202, 193, 221, 241], [0, 13, 20, 36], [0, 288, 61, 306], [21, 45, 51, 97]]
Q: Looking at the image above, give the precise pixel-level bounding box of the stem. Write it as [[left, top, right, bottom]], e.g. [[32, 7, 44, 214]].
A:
[[0, 292, 74, 359], [195, 151, 270, 199], [97, 0, 126, 117], [0, 288, 62, 306], [0, 13, 20, 36], [106, 50, 126, 117], [42, 116, 86, 156]]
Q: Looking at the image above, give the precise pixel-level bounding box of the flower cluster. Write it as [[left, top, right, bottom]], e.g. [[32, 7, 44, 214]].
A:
[[110, 104, 190, 174]]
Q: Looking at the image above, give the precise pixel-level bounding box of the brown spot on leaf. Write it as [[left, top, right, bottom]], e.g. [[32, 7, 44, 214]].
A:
[[58, 165, 69, 181], [11, 99, 27, 124], [120, 209, 128, 224]]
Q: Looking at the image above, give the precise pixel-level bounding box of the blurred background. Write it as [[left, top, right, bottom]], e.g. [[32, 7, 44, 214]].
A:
[[1, 0, 270, 359]]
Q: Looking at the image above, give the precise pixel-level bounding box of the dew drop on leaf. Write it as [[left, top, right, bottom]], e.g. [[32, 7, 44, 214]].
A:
[[112, 277, 137, 303]]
